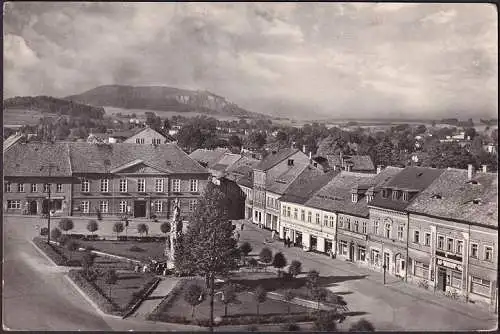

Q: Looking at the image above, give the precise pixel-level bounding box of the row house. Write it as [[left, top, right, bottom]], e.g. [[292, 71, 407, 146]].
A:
[[252, 148, 311, 231], [406, 165, 498, 311], [4, 142, 209, 220], [279, 168, 339, 252], [367, 167, 444, 278]]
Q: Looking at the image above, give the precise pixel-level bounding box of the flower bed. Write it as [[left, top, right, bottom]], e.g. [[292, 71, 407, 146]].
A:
[[33, 237, 83, 266], [75, 239, 167, 262]]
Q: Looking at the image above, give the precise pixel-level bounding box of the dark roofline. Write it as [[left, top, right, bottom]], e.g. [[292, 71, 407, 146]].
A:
[[408, 210, 498, 231]]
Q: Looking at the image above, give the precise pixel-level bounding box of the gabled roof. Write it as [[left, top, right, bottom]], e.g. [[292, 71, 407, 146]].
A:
[[279, 169, 339, 205], [369, 166, 444, 211], [189, 148, 230, 167], [69, 142, 207, 174], [255, 148, 300, 171], [3, 133, 24, 153], [407, 169, 498, 227], [324, 154, 375, 171], [266, 162, 309, 195], [305, 167, 403, 217], [4, 142, 73, 177]]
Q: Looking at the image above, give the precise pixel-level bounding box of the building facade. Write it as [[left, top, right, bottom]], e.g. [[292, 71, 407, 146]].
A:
[[123, 127, 175, 144]]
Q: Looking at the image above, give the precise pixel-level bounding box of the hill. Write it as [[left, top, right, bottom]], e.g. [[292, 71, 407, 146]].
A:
[[3, 96, 105, 119], [65, 85, 266, 118]]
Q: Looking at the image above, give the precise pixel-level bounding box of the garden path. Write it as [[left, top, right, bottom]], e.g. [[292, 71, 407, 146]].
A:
[[131, 277, 181, 319]]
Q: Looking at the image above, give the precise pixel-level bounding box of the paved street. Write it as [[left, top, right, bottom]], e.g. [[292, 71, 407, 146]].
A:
[[236, 219, 498, 332]]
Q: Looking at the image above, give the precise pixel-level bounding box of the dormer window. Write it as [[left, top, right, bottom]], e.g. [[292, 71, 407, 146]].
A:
[[351, 193, 358, 203], [467, 180, 480, 185], [431, 194, 442, 199], [288, 159, 294, 166], [402, 191, 409, 201], [382, 189, 389, 198], [472, 199, 482, 205], [392, 190, 400, 200], [366, 194, 374, 203]]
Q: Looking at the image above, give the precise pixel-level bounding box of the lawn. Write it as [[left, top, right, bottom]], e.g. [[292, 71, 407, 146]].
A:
[[77, 239, 167, 262]]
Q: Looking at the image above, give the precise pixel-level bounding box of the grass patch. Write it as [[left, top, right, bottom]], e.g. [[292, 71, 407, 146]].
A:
[[77, 239, 167, 261]]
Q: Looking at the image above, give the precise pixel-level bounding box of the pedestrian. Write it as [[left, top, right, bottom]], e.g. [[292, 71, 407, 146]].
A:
[[283, 238, 287, 247], [286, 237, 291, 248], [271, 230, 276, 240], [241, 223, 244, 231]]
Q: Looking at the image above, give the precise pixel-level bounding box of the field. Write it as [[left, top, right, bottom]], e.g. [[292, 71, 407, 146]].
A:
[[3, 108, 57, 126], [104, 106, 246, 122]]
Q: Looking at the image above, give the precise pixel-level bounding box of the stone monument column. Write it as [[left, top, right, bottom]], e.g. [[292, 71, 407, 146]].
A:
[[167, 198, 181, 269]]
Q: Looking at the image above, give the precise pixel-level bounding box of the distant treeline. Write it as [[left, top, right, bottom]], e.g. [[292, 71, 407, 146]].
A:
[[3, 96, 105, 119]]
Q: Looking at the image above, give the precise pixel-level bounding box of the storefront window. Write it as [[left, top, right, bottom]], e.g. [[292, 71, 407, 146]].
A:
[[451, 271, 462, 288], [339, 241, 348, 255], [414, 261, 429, 278], [358, 246, 366, 261], [471, 276, 490, 297]]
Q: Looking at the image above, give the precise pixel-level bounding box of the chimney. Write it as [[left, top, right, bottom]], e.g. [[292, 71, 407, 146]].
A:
[[482, 164, 488, 173], [377, 165, 383, 174], [302, 144, 306, 153], [467, 164, 474, 180]]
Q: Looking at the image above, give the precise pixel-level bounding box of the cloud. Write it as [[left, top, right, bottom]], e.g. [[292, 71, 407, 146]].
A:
[[3, 2, 497, 118]]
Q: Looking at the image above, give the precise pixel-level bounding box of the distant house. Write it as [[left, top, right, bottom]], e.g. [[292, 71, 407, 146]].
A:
[[123, 127, 176, 145], [483, 143, 498, 154], [313, 152, 375, 173]]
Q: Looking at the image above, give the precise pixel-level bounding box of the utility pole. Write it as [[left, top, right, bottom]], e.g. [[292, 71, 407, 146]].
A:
[[40, 163, 58, 245]]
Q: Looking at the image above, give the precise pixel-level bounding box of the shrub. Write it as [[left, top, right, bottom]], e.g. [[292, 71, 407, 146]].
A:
[[160, 222, 171, 234], [248, 258, 258, 271], [113, 222, 125, 238], [58, 218, 74, 234], [306, 269, 320, 296], [33, 237, 66, 265], [40, 227, 49, 236], [58, 235, 70, 246], [239, 242, 252, 259], [349, 318, 375, 332], [184, 284, 205, 319], [246, 325, 259, 332], [281, 322, 301, 331], [259, 247, 272, 264], [137, 223, 149, 237], [87, 220, 99, 235], [314, 310, 340, 332], [50, 227, 62, 241], [272, 252, 287, 276], [288, 260, 302, 277], [129, 245, 145, 252]]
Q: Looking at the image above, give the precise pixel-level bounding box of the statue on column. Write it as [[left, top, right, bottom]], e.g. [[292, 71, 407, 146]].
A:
[[167, 198, 182, 269]]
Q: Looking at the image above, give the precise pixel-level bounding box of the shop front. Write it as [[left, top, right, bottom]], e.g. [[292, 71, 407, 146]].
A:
[[337, 230, 368, 264], [467, 264, 497, 308], [435, 257, 463, 294]]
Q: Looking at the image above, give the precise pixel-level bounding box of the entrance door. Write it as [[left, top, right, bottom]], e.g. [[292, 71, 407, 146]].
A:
[[349, 243, 355, 261], [295, 232, 302, 247], [437, 268, 446, 291], [325, 240, 333, 254], [29, 201, 38, 215], [310, 236, 317, 251], [384, 252, 390, 270], [134, 201, 146, 218]]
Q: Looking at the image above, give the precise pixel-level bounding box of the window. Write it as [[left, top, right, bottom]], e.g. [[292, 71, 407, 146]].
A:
[[413, 230, 420, 244], [100, 179, 109, 192], [385, 223, 391, 239], [44, 184, 50, 192], [446, 238, 454, 252], [362, 222, 367, 234], [287, 159, 294, 166], [99, 200, 109, 213], [451, 271, 461, 288], [381, 189, 388, 198], [374, 221, 379, 235], [172, 179, 180, 192], [307, 211, 312, 223], [137, 179, 145, 192], [351, 193, 357, 203], [316, 213, 320, 224], [135, 138, 144, 144], [155, 179, 164, 192], [371, 249, 380, 266], [300, 210, 305, 221], [5, 182, 11, 192], [358, 246, 366, 261], [81, 201, 89, 213], [339, 240, 348, 256], [287, 207, 291, 217], [154, 200, 163, 212], [346, 218, 351, 230], [329, 216, 335, 228], [437, 236, 444, 250], [456, 240, 463, 255], [56, 184, 63, 193], [81, 179, 90, 192], [354, 221, 359, 233], [17, 183, 25, 192], [189, 199, 197, 212], [189, 179, 198, 192], [324, 215, 328, 226], [424, 233, 431, 246], [471, 244, 478, 258], [7, 200, 21, 209], [118, 179, 127, 192], [392, 190, 399, 200], [119, 201, 127, 213], [484, 246, 493, 262], [402, 191, 409, 201], [282, 206, 287, 216], [414, 261, 429, 278], [31, 184, 37, 192], [293, 208, 298, 220], [152, 138, 161, 145], [397, 225, 404, 241], [471, 276, 491, 297], [338, 217, 343, 229]]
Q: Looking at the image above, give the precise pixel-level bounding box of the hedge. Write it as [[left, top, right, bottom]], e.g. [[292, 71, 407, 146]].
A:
[[68, 269, 121, 316], [33, 237, 81, 266]]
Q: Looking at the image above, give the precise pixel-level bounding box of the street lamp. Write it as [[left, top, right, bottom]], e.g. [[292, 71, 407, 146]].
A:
[[383, 263, 387, 285], [40, 163, 58, 245]]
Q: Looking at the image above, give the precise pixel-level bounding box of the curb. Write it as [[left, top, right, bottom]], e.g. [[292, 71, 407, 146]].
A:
[[30, 239, 59, 267], [64, 274, 122, 320]]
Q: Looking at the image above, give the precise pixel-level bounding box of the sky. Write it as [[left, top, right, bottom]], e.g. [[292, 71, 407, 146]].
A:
[[3, 2, 498, 119]]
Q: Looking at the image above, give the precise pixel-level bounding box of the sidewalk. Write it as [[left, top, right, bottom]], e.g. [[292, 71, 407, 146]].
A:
[[131, 277, 181, 319]]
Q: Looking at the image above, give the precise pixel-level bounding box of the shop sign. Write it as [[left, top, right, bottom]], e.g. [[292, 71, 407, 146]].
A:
[[437, 258, 462, 271]]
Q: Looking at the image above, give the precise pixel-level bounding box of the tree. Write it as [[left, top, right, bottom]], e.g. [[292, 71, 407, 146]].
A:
[[160, 222, 171, 235], [221, 283, 238, 317], [113, 222, 124, 239], [311, 287, 328, 310], [137, 223, 149, 237], [415, 124, 427, 135], [254, 286, 267, 317], [288, 260, 302, 277], [314, 310, 339, 332], [276, 131, 288, 142], [272, 252, 287, 277], [51, 227, 62, 241], [66, 240, 79, 262], [174, 182, 240, 332], [87, 220, 98, 236], [247, 132, 267, 149], [59, 218, 74, 235], [284, 289, 296, 315], [248, 258, 258, 272], [259, 247, 273, 264], [239, 242, 252, 265], [163, 118, 171, 131], [464, 127, 477, 140], [82, 251, 96, 275], [104, 269, 118, 298], [349, 318, 375, 332], [184, 284, 205, 319], [228, 135, 242, 148], [306, 270, 320, 297]]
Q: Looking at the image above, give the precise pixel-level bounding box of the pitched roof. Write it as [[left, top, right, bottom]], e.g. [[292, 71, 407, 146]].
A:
[[189, 148, 230, 167], [237, 171, 253, 188], [324, 154, 375, 171], [4, 142, 72, 177], [3, 133, 24, 153], [305, 167, 403, 217], [255, 148, 300, 171], [407, 169, 498, 227], [279, 169, 339, 204], [369, 166, 444, 211], [266, 162, 309, 195], [69, 142, 207, 174]]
